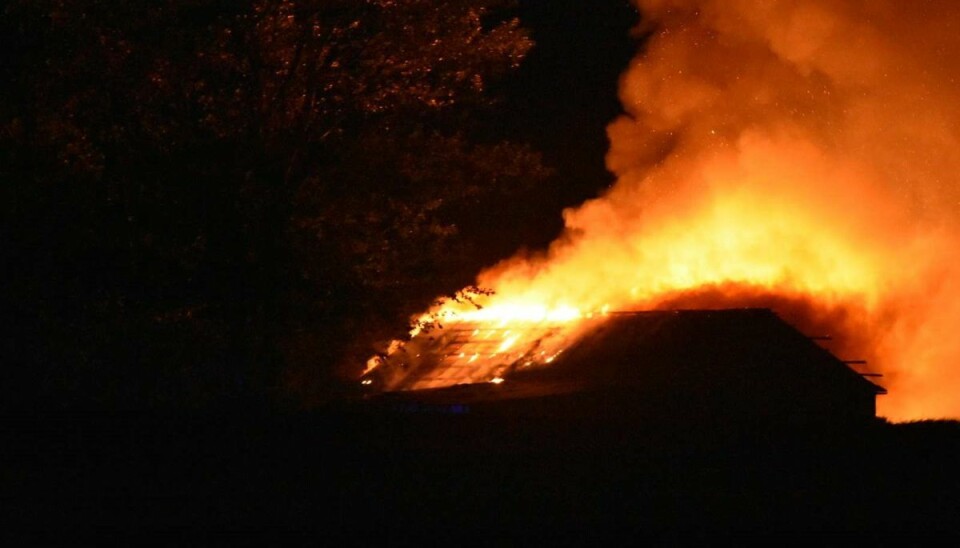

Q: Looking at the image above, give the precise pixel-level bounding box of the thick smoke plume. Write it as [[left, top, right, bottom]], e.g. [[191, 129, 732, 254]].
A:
[[609, 0, 960, 420], [397, 1, 960, 420], [592, 0, 960, 420], [468, 0, 960, 421]]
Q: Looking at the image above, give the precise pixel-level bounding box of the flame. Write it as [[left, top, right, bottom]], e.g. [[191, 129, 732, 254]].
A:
[[366, 1, 960, 421]]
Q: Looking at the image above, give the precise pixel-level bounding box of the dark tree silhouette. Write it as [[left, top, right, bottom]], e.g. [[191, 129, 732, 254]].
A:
[[1, 0, 547, 410]]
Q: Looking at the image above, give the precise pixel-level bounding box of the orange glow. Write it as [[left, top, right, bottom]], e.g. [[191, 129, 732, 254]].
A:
[[366, 1, 960, 422]]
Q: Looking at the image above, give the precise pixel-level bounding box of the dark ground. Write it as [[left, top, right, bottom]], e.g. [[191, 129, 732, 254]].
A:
[[5, 406, 960, 540]]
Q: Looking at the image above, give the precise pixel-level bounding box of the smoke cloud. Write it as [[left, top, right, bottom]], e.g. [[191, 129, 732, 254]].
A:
[[603, 0, 960, 420], [461, 0, 960, 420]]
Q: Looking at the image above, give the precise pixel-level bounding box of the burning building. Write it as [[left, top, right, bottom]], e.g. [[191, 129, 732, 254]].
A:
[[360, 0, 960, 421], [365, 309, 884, 425]]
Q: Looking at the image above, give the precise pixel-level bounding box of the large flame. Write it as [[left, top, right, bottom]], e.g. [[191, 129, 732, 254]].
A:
[[369, 0, 960, 421]]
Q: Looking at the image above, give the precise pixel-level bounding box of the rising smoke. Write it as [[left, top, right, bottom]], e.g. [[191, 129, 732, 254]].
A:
[[464, 0, 960, 420]]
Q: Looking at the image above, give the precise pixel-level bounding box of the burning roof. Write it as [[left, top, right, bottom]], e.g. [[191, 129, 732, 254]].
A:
[[365, 309, 884, 422], [364, 317, 583, 392]]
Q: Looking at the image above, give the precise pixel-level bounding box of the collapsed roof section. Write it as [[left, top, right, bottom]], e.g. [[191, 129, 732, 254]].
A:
[[365, 316, 600, 392]]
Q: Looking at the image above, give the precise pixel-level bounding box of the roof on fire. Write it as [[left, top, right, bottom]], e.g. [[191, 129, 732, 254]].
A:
[[372, 308, 885, 406]]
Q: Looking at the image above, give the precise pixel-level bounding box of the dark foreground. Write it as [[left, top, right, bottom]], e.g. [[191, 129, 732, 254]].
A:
[[5, 404, 960, 539]]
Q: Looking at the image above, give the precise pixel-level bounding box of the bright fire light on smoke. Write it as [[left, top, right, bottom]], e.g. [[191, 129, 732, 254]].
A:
[[365, 0, 960, 422]]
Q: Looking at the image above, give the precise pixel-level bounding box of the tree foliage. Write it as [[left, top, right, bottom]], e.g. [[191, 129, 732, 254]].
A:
[[1, 0, 547, 409]]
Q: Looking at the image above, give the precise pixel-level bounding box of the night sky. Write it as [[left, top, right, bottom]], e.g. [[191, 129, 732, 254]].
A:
[[478, 0, 639, 256]]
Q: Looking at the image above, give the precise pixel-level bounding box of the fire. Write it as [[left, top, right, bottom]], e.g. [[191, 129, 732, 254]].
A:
[[365, 1, 960, 421]]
